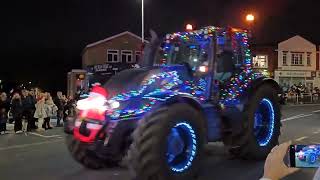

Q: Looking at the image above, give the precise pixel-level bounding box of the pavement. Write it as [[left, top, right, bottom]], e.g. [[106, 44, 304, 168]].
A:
[[0, 105, 319, 180]]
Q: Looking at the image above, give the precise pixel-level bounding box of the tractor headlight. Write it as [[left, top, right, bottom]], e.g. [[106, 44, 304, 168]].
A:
[[108, 100, 120, 109]]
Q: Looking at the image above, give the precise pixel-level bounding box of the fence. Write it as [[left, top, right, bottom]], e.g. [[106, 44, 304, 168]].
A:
[[285, 93, 320, 104]]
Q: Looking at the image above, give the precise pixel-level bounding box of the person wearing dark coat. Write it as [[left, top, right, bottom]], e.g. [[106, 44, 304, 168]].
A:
[[0, 92, 10, 134], [11, 93, 24, 133], [53, 91, 65, 127], [21, 90, 36, 131]]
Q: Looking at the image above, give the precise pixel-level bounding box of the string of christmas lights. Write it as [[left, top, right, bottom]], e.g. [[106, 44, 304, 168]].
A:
[[108, 70, 207, 119], [107, 26, 262, 119]]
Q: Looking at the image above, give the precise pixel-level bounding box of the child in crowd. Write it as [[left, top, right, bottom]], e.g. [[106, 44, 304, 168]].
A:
[[34, 93, 47, 131]]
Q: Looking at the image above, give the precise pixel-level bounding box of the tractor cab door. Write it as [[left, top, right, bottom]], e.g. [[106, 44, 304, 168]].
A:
[[213, 34, 238, 82]]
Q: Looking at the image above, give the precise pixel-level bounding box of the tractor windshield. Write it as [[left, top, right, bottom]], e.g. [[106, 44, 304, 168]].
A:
[[159, 40, 210, 71]]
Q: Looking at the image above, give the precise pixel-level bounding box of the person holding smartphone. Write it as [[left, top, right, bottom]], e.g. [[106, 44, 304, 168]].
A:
[[260, 141, 320, 180]]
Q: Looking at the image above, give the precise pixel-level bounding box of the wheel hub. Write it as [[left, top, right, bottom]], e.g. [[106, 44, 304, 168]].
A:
[[166, 122, 197, 173]]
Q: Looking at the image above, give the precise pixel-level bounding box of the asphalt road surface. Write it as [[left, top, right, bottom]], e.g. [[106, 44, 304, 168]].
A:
[[0, 104, 320, 180]]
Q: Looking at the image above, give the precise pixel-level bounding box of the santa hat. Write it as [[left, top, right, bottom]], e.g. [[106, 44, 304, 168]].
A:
[[91, 86, 108, 97]]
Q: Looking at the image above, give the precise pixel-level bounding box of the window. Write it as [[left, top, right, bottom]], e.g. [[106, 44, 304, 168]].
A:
[[107, 50, 119, 63], [253, 55, 268, 68], [135, 51, 142, 63], [291, 53, 303, 66], [121, 50, 134, 63], [282, 52, 287, 66], [307, 53, 311, 66]]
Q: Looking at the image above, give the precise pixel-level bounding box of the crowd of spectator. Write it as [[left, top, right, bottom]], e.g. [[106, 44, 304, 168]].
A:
[[282, 83, 320, 96], [280, 83, 320, 104], [0, 89, 76, 135]]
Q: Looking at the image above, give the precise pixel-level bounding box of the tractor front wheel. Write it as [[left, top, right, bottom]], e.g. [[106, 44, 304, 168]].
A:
[[127, 103, 206, 180], [66, 135, 119, 169]]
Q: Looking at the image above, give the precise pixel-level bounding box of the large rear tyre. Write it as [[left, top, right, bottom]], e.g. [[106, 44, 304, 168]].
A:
[[230, 85, 281, 160], [66, 135, 118, 169], [127, 103, 206, 180]]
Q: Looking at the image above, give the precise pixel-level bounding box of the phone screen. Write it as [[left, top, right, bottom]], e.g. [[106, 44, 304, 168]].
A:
[[289, 144, 320, 168]]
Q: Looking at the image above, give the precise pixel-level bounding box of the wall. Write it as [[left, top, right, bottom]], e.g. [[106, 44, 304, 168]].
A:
[[82, 33, 143, 68], [277, 36, 317, 71]]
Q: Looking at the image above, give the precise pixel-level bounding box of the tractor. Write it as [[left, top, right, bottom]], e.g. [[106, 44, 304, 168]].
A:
[[65, 26, 282, 180], [297, 145, 320, 164]]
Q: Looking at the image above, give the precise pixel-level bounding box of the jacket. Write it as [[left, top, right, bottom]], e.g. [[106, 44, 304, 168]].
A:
[[54, 97, 65, 111], [11, 99, 23, 117], [34, 100, 48, 119], [45, 100, 58, 117], [0, 100, 10, 122], [22, 95, 36, 112]]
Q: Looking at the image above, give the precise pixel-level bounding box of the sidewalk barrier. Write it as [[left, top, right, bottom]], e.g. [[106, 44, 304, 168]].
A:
[[286, 93, 320, 105]]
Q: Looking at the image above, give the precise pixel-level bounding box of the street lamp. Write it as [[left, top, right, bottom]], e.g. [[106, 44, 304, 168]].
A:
[[141, 0, 144, 42], [246, 14, 255, 22], [186, 24, 193, 31]]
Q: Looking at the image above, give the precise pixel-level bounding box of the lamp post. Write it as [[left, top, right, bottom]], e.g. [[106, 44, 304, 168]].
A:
[[245, 13, 255, 31], [141, 0, 144, 42]]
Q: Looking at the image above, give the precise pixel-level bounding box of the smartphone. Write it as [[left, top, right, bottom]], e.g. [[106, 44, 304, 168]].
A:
[[289, 144, 320, 168]]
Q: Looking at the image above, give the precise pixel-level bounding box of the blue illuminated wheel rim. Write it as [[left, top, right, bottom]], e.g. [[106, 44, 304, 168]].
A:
[[253, 98, 275, 147], [166, 122, 197, 173], [309, 154, 316, 164]]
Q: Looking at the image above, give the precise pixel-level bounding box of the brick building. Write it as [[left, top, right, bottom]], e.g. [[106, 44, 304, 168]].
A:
[[251, 45, 278, 78], [67, 31, 147, 96]]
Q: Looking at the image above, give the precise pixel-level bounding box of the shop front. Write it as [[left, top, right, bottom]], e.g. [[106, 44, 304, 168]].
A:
[[274, 70, 318, 90]]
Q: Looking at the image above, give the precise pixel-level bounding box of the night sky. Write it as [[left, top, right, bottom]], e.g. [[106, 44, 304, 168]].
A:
[[1, 0, 320, 92]]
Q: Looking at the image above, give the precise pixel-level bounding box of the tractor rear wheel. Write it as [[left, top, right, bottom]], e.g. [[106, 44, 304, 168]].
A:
[[229, 85, 281, 160], [127, 103, 206, 180]]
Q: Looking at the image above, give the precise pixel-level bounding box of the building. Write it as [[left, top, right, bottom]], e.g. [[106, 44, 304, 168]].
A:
[[67, 69, 87, 97], [274, 35, 320, 89], [251, 45, 277, 78], [68, 31, 146, 96]]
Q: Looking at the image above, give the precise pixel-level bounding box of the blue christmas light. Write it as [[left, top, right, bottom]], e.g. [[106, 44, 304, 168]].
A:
[[107, 26, 262, 119]]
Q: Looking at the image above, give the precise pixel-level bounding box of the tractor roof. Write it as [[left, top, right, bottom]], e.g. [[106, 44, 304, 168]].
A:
[[165, 26, 249, 42]]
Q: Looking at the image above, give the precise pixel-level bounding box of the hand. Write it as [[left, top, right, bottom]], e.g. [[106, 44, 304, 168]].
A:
[[262, 141, 299, 180]]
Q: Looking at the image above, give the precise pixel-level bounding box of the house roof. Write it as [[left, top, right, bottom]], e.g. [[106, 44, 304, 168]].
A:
[[84, 31, 148, 49], [278, 35, 315, 46]]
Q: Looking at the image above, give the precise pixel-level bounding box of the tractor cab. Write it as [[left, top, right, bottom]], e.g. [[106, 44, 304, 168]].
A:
[[157, 27, 250, 84]]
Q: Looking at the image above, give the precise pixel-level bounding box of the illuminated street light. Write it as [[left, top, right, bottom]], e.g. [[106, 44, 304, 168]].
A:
[[246, 14, 255, 22], [186, 24, 193, 31], [141, 0, 144, 42]]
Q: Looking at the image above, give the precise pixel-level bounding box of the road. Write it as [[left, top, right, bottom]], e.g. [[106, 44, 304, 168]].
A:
[[0, 105, 319, 180]]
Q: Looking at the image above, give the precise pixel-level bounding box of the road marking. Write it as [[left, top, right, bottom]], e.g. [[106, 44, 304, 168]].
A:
[[0, 139, 63, 151], [29, 132, 62, 138], [281, 114, 313, 122], [312, 110, 320, 113], [281, 114, 305, 121], [313, 131, 320, 134], [295, 136, 308, 141]]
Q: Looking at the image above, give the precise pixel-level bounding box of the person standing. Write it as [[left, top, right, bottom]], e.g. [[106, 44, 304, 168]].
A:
[[11, 93, 23, 134], [44, 94, 57, 130], [34, 94, 47, 131], [21, 90, 35, 132], [54, 91, 65, 127], [28, 89, 37, 130], [0, 92, 10, 134], [66, 95, 76, 118]]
